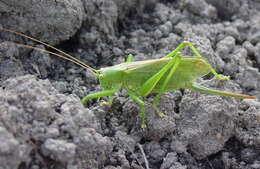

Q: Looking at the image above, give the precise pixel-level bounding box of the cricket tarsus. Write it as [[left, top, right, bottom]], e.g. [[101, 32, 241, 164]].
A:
[[1, 28, 256, 128]]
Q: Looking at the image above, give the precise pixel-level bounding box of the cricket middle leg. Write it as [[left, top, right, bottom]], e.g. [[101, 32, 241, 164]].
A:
[[128, 92, 146, 128]]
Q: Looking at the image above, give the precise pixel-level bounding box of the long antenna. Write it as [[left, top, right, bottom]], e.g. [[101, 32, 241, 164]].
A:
[[1, 42, 99, 74], [0, 27, 99, 74]]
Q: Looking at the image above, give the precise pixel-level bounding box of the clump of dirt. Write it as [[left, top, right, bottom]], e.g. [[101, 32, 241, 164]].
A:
[[0, 0, 259, 168]]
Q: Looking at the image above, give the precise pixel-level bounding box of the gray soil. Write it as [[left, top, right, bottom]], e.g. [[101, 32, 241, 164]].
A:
[[0, 0, 260, 169]]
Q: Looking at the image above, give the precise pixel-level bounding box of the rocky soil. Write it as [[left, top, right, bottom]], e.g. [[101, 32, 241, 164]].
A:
[[0, 0, 259, 169]]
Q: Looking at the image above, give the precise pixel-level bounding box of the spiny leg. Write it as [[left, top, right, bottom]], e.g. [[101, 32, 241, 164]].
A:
[[152, 53, 181, 117], [81, 88, 118, 104], [128, 92, 146, 128]]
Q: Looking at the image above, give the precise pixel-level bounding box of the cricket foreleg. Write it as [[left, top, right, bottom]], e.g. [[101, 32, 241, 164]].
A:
[[152, 54, 181, 117], [191, 83, 256, 99], [128, 92, 146, 128], [81, 89, 118, 104]]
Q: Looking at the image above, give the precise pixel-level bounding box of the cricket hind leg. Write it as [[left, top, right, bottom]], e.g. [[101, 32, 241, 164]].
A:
[[191, 82, 256, 99], [164, 41, 204, 58], [139, 52, 181, 97], [81, 88, 118, 105], [128, 92, 147, 128], [152, 53, 181, 117], [137, 52, 181, 118], [165, 41, 229, 81]]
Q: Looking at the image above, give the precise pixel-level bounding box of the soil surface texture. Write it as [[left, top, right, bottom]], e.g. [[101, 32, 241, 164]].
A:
[[0, 0, 260, 169]]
